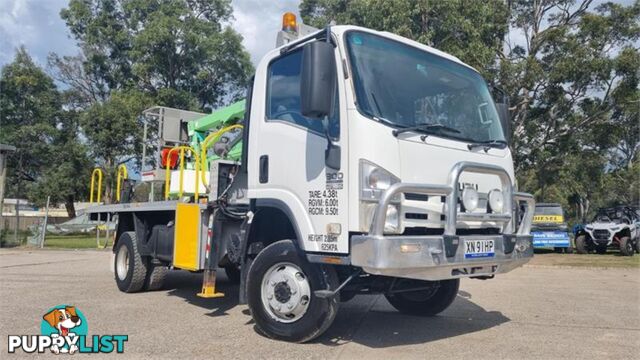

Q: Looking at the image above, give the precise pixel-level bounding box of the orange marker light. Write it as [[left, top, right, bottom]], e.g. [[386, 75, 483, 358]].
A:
[[282, 12, 297, 33]]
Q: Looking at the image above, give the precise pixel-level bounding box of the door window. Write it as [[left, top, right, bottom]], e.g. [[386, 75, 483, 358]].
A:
[[266, 49, 339, 138]]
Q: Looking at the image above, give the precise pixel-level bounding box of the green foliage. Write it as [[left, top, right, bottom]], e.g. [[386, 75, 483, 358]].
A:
[[59, 0, 254, 111], [0, 48, 90, 217], [0, 47, 59, 182], [301, 0, 509, 75]]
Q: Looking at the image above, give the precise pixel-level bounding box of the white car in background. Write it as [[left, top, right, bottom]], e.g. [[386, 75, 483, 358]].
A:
[[576, 206, 640, 256]]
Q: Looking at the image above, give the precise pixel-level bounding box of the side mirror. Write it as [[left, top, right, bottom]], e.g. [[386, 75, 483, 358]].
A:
[[492, 87, 511, 144], [300, 41, 336, 119]]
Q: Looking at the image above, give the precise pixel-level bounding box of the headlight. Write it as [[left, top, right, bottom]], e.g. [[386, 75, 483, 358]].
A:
[[360, 161, 401, 234], [359, 203, 401, 234], [461, 187, 479, 212], [360, 160, 400, 201], [586, 226, 593, 230], [487, 189, 504, 213]]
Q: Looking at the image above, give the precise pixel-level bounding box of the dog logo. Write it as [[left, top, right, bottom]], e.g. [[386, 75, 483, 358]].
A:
[[8, 305, 127, 354], [40, 305, 87, 354]]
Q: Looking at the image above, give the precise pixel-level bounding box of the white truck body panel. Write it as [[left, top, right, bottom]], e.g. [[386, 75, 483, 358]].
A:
[[248, 26, 521, 255]]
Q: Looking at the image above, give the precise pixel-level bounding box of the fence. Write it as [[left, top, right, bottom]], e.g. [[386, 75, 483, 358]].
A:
[[1, 216, 69, 232]]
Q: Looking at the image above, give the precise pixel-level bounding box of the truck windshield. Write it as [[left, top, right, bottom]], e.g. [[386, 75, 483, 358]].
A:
[[345, 31, 506, 144], [535, 206, 563, 216]]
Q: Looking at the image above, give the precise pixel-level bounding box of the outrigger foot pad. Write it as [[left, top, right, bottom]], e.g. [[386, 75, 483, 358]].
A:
[[197, 269, 225, 298]]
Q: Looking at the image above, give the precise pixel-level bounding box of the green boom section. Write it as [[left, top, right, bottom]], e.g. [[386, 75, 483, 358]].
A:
[[188, 100, 246, 168]]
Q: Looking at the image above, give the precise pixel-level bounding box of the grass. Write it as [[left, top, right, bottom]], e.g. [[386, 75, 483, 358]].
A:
[[42, 233, 109, 249], [530, 250, 640, 268]]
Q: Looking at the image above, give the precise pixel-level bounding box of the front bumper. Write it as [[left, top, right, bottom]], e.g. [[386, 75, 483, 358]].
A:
[[351, 234, 533, 280], [351, 161, 535, 281]]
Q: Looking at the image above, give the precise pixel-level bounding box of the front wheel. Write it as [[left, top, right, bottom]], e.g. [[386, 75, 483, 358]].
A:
[[619, 236, 634, 256], [247, 240, 339, 343], [575, 235, 590, 254], [385, 278, 459, 316]]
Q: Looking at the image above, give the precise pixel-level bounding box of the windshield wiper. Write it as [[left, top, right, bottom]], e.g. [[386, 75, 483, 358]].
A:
[[467, 140, 508, 151], [392, 123, 461, 137]]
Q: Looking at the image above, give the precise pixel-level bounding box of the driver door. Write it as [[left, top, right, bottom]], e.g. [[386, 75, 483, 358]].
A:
[[248, 47, 349, 254]]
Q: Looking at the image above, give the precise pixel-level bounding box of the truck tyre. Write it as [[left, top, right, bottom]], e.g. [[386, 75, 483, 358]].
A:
[[145, 265, 168, 291], [224, 265, 241, 284], [575, 235, 589, 254], [385, 278, 459, 316], [619, 236, 634, 257], [114, 232, 148, 293], [247, 240, 339, 343]]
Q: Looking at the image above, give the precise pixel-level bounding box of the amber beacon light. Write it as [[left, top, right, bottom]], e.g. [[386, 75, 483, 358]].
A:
[[282, 12, 297, 33]]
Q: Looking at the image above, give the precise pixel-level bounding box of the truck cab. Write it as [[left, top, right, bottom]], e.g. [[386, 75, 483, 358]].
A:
[[87, 15, 535, 343]]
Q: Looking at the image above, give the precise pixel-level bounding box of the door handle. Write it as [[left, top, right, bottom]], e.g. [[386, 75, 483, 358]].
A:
[[259, 155, 268, 183]]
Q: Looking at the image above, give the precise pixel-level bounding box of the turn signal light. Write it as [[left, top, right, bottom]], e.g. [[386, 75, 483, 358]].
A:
[[282, 12, 297, 33]]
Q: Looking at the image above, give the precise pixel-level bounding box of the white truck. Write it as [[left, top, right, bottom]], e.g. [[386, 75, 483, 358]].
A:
[[86, 14, 535, 343]]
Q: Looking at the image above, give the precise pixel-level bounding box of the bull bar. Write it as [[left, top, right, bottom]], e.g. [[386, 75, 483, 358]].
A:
[[351, 161, 535, 281]]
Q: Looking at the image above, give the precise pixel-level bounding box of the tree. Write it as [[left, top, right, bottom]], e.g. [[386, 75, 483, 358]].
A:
[[80, 89, 152, 202], [0, 48, 90, 217], [58, 0, 254, 111], [0, 47, 59, 188], [301, 0, 510, 76]]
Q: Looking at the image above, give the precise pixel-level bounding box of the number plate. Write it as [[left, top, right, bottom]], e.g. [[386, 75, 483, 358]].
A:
[[464, 239, 495, 259]]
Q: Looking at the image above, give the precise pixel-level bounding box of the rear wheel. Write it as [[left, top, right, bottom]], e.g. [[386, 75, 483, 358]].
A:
[[145, 265, 168, 291], [385, 278, 459, 316], [247, 240, 339, 343], [575, 235, 589, 254], [114, 232, 148, 293], [619, 236, 634, 256]]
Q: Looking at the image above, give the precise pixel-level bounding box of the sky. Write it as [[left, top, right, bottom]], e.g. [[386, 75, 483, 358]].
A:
[[0, 0, 301, 68]]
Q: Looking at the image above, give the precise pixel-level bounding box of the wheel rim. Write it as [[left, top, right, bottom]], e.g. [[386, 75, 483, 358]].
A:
[[261, 262, 311, 323], [116, 245, 129, 281]]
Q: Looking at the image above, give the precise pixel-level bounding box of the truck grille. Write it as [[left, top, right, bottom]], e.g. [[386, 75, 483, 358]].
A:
[[593, 229, 610, 240], [404, 193, 429, 201]]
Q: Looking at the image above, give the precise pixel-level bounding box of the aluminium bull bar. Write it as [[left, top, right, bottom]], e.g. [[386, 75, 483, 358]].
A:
[[351, 161, 535, 281]]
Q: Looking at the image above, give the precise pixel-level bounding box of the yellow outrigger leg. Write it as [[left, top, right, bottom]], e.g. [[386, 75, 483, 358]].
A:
[[197, 211, 224, 298], [198, 269, 224, 298]]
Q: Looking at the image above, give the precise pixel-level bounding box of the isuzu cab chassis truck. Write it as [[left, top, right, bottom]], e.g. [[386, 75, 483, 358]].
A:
[[86, 13, 535, 342]]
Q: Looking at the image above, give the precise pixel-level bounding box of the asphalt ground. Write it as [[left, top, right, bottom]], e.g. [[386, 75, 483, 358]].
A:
[[0, 249, 638, 359]]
